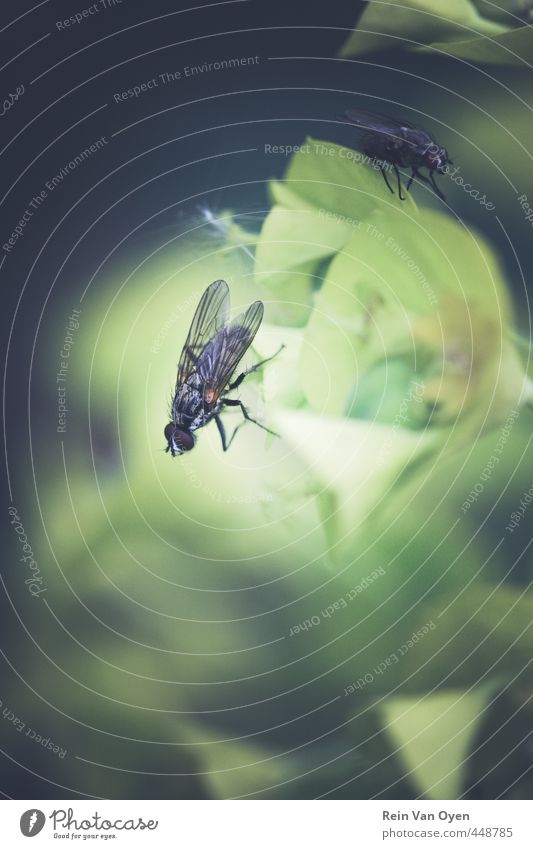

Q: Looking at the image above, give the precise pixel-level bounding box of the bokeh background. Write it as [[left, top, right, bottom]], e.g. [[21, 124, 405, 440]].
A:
[[2, 0, 533, 799]]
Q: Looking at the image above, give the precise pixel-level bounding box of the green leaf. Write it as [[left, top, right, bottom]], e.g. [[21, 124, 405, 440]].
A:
[[347, 357, 431, 427], [381, 684, 496, 799], [257, 258, 319, 326], [339, 0, 508, 57], [270, 138, 417, 220], [338, 0, 533, 66], [258, 135, 529, 448], [300, 206, 518, 429], [255, 205, 357, 325], [471, 0, 533, 23], [256, 207, 356, 271], [178, 721, 293, 799], [275, 409, 433, 558], [430, 24, 533, 65], [256, 138, 416, 326], [420, 584, 533, 684]]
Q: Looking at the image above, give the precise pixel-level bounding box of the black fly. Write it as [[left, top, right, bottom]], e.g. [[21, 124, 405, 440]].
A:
[[342, 109, 451, 201], [164, 279, 282, 456]]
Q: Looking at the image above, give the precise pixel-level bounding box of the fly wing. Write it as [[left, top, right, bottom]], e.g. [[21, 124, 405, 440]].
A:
[[176, 279, 230, 386], [343, 108, 414, 133], [342, 109, 434, 151], [206, 300, 264, 394]]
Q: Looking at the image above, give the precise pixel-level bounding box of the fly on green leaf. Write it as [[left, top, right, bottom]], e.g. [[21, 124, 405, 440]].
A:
[[164, 280, 283, 456]]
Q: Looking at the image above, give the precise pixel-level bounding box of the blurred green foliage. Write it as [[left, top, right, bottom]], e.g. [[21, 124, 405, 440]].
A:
[[6, 10, 533, 800], [16, 140, 529, 798], [340, 0, 533, 65]]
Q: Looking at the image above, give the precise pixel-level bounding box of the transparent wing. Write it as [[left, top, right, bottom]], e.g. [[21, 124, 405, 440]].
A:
[[177, 279, 230, 385], [204, 300, 264, 394], [342, 109, 435, 152], [342, 108, 415, 133]]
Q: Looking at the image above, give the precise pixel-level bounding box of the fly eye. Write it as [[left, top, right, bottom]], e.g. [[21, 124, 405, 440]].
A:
[[175, 430, 195, 452], [164, 424, 194, 454]]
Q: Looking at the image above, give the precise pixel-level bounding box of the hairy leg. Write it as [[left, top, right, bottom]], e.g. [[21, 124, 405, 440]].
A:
[[221, 398, 279, 440], [226, 344, 285, 392], [406, 168, 418, 192], [379, 164, 394, 194], [429, 171, 446, 201], [393, 164, 405, 201]]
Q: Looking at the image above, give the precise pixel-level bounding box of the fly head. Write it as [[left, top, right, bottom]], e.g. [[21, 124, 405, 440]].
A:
[[164, 423, 195, 457]]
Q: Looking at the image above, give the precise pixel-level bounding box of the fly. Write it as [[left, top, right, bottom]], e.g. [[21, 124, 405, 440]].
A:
[[342, 108, 451, 201], [164, 279, 282, 456]]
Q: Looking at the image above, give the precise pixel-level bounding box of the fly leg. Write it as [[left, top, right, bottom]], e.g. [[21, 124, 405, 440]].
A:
[[215, 414, 249, 451], [378, 164, 394, 195], [406, 168, 418, 192], [225, 344, 285, 393], [393, 164, 405, 200], [429, 171, 446, 201], [413, 170, 447, 202], [218, 346, 284, 447], [221, 398, 279, 441], [214, 413, 233, 451]]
